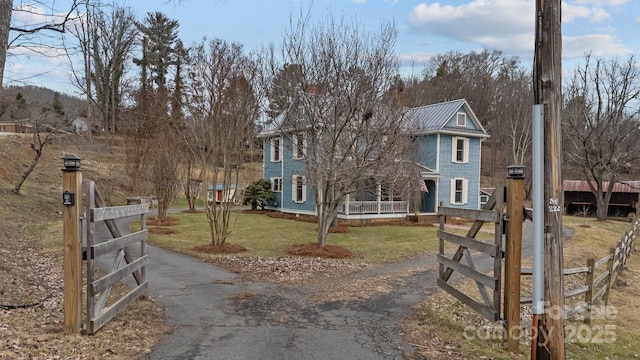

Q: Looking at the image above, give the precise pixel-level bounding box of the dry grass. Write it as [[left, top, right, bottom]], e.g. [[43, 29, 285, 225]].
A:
[[0, 135, 169, 359], [403, 216, 640, 359]]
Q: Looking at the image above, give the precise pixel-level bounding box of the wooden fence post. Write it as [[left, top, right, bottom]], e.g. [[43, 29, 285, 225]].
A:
[[584, 258, 595, 324], [505, 167, 524, 353], [604, 247, 616, 306], [62, 155, 82, 335]]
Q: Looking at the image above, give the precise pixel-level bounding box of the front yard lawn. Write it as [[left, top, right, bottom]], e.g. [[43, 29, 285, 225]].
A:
[[147, 210, 439, 263]]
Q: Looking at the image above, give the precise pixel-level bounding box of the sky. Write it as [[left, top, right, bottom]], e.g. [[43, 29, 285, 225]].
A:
[[4, 0, 640, 96]]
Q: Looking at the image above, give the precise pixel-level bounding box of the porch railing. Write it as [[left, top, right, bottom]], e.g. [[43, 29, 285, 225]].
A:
[[340, 200, 408, 215]]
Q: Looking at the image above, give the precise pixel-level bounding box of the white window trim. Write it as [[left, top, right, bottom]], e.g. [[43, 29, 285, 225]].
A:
[[456, 112, 467, 127], [292, 133, 307, 160], [292, 175, 307, 203], [450, 177, 468, 205], [270, 136, 282, 162], [451, 137, 470, 164], [271, 177, 282, 192]]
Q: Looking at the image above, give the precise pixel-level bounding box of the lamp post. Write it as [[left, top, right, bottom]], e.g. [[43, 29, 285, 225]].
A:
[[62, 154, 82, 335], [505, 164, 525, 352]]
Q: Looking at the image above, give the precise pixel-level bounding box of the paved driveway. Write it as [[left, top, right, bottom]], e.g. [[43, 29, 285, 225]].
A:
[[94, 218, 556, 359]]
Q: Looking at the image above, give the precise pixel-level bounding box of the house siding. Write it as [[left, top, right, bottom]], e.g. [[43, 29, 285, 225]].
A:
[[280, 135, 316, 213], [414, 135, 438, 170], [438, 135, 482, 209], [444, 107, 478, 131]]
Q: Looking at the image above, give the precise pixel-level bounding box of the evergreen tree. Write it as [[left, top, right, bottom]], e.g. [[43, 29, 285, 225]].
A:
[[134, 12, 180, 89]]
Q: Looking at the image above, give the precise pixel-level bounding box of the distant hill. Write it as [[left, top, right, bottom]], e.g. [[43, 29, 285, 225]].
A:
[[0, 85, 87, 121]]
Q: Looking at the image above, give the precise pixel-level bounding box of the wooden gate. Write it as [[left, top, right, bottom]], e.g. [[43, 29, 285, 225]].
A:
[[85, 181, 149, 334], [437, 187, 504, 321]]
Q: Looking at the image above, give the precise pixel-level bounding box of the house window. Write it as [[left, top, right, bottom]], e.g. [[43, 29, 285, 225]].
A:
[[270, 137, 282, 162], [0, 126, 5, 132], [480, 194, 489, 207], [450, 178, 468, 205], [271, 177, 282, 192], [456, 113, 467, 127], [451, 137, 469, 163], [293, 133, 307, 159], [292, 175, 307, 203]]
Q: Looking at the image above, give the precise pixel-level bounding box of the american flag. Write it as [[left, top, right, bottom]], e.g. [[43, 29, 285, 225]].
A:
[[419, 177, 429, 193]]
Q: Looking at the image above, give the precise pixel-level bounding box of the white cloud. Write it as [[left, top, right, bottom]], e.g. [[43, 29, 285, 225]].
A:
[[563, 34, 632, 59], [636, 16, 640, 24], [408, 0, 533, 51], [572, 0, 629, 6], [352, 0, 367, 4], [398, 51, 436, 65], [562, 3, 610, 23]]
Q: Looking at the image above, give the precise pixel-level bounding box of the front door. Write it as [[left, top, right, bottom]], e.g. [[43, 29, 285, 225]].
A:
[[420, 180, 436, 213]]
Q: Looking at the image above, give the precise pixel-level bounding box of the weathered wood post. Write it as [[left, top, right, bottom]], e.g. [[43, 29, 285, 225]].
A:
[[534, 0, 565, 357], [62, 154, 82, 335], [505, 165, 525, 353]]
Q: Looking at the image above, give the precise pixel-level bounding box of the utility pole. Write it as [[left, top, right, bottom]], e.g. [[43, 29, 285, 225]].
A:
[[533, 0, 565, 359]]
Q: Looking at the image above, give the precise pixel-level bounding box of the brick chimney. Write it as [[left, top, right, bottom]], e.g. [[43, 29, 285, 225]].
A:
[[389, 77, 405, 108]]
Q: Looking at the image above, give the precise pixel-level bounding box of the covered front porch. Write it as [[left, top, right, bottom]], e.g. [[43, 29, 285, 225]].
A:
[[337, 173, 438, 218]]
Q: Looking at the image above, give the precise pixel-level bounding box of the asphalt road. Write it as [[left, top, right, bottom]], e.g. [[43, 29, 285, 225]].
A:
[[94, 217, 568, 360]]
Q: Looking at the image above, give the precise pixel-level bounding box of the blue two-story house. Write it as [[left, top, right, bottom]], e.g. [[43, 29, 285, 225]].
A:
[[259, 98, 489, 220]]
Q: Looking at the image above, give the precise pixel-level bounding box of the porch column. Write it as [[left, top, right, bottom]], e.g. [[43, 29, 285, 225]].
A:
[[377, 183, 382, 214], [408, 179, 412, 214], [345, 193, 350, 216]]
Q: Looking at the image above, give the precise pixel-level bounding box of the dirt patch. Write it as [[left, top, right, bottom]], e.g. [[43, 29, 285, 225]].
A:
[[194, 243, 249, 254], [148, 227, 178, 235], [285, 243, 354, 259], [208, 256, 370, 286], [182, 209, 204, 214], [146, 216, 178, 226], [328, 225, 350, 233]]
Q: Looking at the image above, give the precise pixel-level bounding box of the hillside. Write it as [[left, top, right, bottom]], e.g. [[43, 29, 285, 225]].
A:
[[1, 85, 87, 121], [0, 134, 168, 359]]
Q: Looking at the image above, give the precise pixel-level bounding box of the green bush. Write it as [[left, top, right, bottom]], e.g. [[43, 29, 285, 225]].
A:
[[242, 179, 276, 210]]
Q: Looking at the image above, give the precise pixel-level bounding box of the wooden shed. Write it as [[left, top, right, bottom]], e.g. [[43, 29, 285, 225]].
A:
[[563, 180, 640, 217]]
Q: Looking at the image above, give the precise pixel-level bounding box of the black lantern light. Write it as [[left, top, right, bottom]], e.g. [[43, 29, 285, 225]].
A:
[[62, 154, 82, 172], [507, 164, 525, 179]]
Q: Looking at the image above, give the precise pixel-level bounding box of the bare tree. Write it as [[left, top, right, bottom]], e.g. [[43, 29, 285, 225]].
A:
[[70, 2, 137, 146], [1, 0, 82, 89], [149, 132, 182, 224], [13, 103, 69, 194], [182, 38, 259, 246], [267, 12, 410, 247], [564, 54, 640, 221], [403, 50, 530, 178]]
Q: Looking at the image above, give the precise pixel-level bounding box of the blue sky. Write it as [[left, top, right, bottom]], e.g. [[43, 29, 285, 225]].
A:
[[5, 0, 639, 95]]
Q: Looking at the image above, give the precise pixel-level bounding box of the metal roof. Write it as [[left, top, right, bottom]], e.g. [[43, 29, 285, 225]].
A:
[[407, 98, 488, 137], [563, 180, 640, 193]]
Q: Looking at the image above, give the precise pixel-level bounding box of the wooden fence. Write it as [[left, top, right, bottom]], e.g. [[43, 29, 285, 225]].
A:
[[520, 218, 639, 321], [437, 187, 505, 321], [85, 181, 149, 334]]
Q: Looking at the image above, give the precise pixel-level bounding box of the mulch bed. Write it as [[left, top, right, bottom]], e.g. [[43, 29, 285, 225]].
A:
[[146, 215, 178, 226], [148, 226, 178, 235], [182, 209, 205, 214], [285, 243, 354, 259]]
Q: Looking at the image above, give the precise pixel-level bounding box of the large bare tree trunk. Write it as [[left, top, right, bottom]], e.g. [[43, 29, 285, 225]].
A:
[[0, 0, 12, 89]]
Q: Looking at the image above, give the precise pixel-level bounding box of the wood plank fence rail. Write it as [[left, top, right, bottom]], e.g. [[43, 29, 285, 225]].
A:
[[437, 186, 505, 322], [85, 181, 149, 334], [520, 218, 638, 322]]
